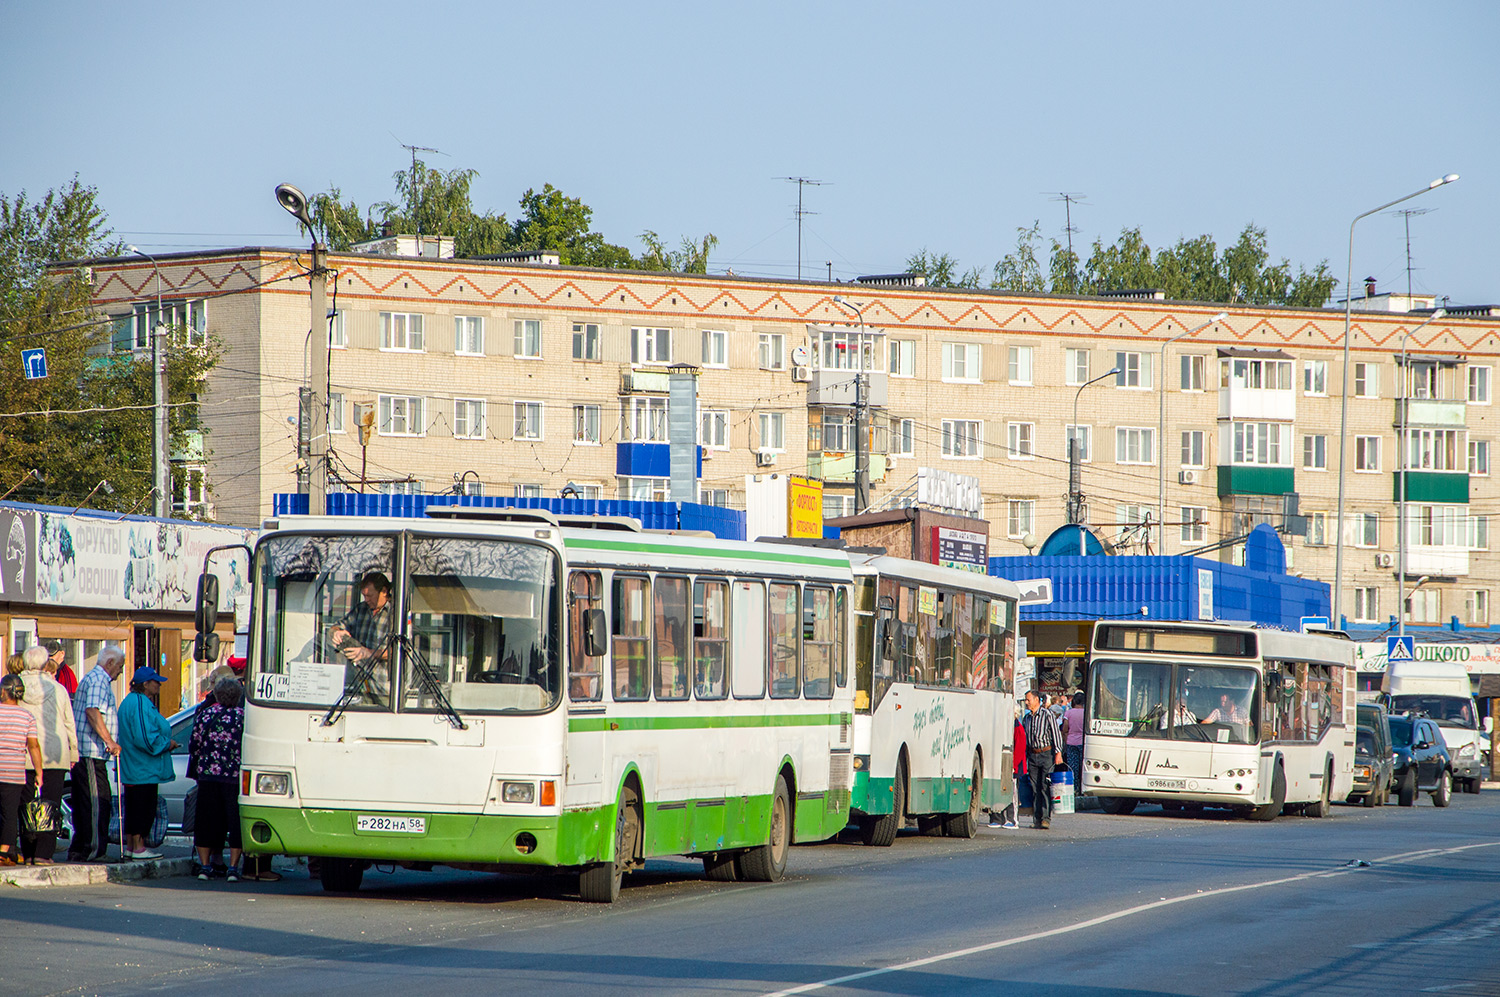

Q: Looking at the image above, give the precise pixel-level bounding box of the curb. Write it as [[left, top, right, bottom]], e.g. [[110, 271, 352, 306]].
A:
[[1, 857, 195, 890]]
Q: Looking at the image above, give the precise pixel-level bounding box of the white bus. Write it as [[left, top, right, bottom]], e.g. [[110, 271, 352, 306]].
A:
[[847, 554, 1021, 843], [224, 508, 857, 901], [1082, 622, 1355, 820]]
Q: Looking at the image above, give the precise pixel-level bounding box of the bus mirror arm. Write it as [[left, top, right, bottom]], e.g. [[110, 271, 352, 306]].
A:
[[583, 609, 607, 657]]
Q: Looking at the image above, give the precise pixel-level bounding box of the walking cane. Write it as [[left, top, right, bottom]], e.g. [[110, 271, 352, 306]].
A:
[[114, 752, 126, 861]]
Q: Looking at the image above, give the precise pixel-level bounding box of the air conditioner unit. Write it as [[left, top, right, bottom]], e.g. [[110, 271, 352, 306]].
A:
[[791, 366, 811, 383], [1376, 552, 1394, 568], [755, 450, 778, 468], [1178, 469, 1198, 485]]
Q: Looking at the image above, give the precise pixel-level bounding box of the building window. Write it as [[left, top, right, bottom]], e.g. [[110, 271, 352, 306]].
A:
[[457, 479, 484, 497], [889, 339, 915, 377], [1181, 430, 1205, 468], [1469, 515, 1490, 551], [1007, 346, 1033, 385], [1115, 352, 1152, 388], [379, 480, 423, 496], [622, 477, 670, 501], [1006, 422, 1034, 459], [514, 484, 542, 499], [175, 464, 211, 518], [1307, 511, 1328, 546], [624, 397, 669, 442], [1405, 589, 1440, 625], [1407, 505, 1467, 548], [758, 412, 785, 451], [890, 418, 915, 456], [513, 401, 543, 440], [380, 312, 425, 351], [1355, 436, 1381, 472], [455, 316, 484, 355], [570, 484, 603, 501], [1303, 434, 1327, 470], [328, 392, 345, 433], [942, 343, 982, 382], [1181, 355, 1205, 392], [1470, 365, 1492, 404], [700, 409, 729, 449], [1066, 425, 1091, 462], [815, 328, 880, 371], [1180, 506, 1207, 544], [1404, 361, 1439, 399], [823, 493, 855, 519], [1303, 360, 1327, 396], [573, 404, 601, 444], [1007, 500, 1034, 538], [1402, 428, 1462, 471], [1466, 590, 1490, 626], [941, 420, 982, 458], [1224, 357, 1293, 390], [701, 329, 728, 367], [330, 310, 347, 349], [378, 395, 425, 436], [1470, 440, 1490, 476], [1115, 504, 1156, 545], [454, 398, 486, 440], [699, 488, 729, 507], [1066, 348, 1090, 386], [572, 322, 600, 361], [1115, 427, 1155, 465], [1355, 512, 1379, 547], [513, 319, 542, 358], [819, 410, 856, 453], [1353, 587, 1379, 623], [1231, 422, 1291, 465], [758, 332, 784, 370], [631, 326, 672, 364], [1354, 362, 1378, 398], [115, 299, 207, 352]]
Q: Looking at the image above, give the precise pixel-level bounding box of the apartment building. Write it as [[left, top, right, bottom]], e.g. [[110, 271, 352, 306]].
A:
[[78, 245, 1497, 628]]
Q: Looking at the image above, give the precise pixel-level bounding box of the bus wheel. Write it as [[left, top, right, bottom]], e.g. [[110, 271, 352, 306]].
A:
[[702, 851, 740, 882], [1306, 765, 1332, 818], [740, 775, 790, 882], [319, 858, 365, 893], [860, 760, 905, 847], [1247, 766, 1284, 822], [1100, 797, 1136, 816], [1397, 769, 1417, 807], [943, 761, 983, 839], [581, 787, 639, 903]]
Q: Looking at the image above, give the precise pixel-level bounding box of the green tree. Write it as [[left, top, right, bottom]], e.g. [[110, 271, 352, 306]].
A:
[[638, 230, 720, 274], [990, 222, 1048, 293], [905, 248, 983, 288], [510, 184, 637, 267], [307, 185, 377, 250], [370, 161, 512, 258]]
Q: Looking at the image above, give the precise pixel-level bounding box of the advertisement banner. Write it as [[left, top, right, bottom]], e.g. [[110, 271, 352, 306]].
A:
[[787, 476, 824, 538], [1355, 641, 1500, 675], [0, 508, 37, 604]]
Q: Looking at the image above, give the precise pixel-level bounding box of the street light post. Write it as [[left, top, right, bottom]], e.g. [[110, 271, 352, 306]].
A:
[[1071, 366, 1121, 532], [127, 246, 171, 519], [275, 184, 330, 516], [831, 296, 870, 513], [1333, 174, 1458, 625], [1397, 308, 1447, 640], [1158, 312, 1226, 555]]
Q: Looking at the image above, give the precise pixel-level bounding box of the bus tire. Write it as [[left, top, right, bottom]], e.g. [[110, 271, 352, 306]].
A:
[[702, 851, 740, 882], [1247, 766, 1284, 822], [739, 775, 790, 882], [319, 858, 365, 893], [1100, 797, 1136, 816], [580, 786, 640, 903], [860, 760, 905, 847], [1398, 769, 1417, 807], [1433, 770, 1452, 808], [943, 761, 983, 839], [917, 815, 945, 836], [1306, 764, 1332, 818]]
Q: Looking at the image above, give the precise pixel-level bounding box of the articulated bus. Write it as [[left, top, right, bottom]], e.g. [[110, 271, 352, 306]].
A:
[[230, 508, 857, 902], [848, 554, 1021, 843], [1082, 622, 1355, 820]]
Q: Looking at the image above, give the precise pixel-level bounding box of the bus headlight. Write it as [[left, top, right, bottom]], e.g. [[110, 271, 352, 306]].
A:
[[502, 781, 535, 804], [255, 772, 291, 796]]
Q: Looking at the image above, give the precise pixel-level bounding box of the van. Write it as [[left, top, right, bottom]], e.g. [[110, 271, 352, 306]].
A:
[[1384, 661, 1483, 793]]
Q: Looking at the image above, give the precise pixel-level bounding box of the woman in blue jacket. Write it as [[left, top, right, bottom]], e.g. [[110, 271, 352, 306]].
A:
[[117, 666, 176, 860]]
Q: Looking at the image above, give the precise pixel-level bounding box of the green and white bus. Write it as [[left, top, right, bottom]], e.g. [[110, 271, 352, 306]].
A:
[[230, 508, 856, 901], [847, 554, 1021, 844]]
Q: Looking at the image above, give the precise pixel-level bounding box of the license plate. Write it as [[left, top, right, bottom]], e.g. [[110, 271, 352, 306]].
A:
[[356, 814, 426, 834], [1147, 778, 1185, 790]]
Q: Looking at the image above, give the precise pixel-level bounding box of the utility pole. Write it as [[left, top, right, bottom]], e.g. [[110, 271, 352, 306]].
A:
[[309, 241, 329, 515], [832, 296, 870, 512]]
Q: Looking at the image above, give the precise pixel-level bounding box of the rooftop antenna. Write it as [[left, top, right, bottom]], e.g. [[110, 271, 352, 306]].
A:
[[397, 140, 445, 236], [1048, 192, 1089, 288], [1386, 206, 1434, 300], [782, 177, 824, 280]]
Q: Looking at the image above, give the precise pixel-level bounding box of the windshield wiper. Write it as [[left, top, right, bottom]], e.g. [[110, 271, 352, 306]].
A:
[[322, 633, 396, 727], [395, 633, 468, 730]]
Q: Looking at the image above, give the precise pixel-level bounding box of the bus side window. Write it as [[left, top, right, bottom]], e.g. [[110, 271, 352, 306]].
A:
[[803, 585, 834, 700], [834, 585, 848, 689], [732, 580, 766, 699], [916, 586, 938, 686], [897, 585, 916, 682], [970, 597, 991, 690], [612, 575, 650, 701], [568, 570, 603, 701], [655, 575, 690, 701], [853, 581, 876, 711], [694, 578, 729, 701], [769, 582, 800, 699]]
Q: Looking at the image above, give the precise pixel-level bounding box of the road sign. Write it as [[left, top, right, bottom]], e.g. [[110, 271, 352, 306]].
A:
[[1387, 635, 1416, 663], [1301, 616, 1329, 632], [21, 349, 47, 379]]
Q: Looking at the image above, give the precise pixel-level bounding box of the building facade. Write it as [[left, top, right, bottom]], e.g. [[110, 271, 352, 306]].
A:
[[79, 246, 1497, 629]]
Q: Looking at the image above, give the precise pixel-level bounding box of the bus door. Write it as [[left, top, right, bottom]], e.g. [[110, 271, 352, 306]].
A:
[[563, 569, 606, 808]]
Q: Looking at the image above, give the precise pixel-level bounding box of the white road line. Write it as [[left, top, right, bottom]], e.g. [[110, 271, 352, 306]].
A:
[[758, 841, 1500, 997]]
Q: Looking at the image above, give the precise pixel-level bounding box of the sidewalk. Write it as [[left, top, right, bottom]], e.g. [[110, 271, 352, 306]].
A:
[[2, 834, 197, 890]]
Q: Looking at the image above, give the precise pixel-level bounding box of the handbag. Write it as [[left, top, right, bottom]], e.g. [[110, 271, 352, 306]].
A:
[[181, 784, 198, 836], [21, 797, 61, 839], [146, 796, 169, 849]]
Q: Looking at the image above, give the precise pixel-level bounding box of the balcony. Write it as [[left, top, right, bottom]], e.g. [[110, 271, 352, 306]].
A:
[[807, 452, 887, 484], [1393, 471, 1469, 504], [1393, 397, 1466, 428], [1403, 545, 1470, 578], [1217, 465, 1293, 498], [807, 369, 887, 408]]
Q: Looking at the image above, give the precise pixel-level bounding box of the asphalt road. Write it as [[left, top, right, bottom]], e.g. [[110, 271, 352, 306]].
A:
[[9, 793, 1500, 997]]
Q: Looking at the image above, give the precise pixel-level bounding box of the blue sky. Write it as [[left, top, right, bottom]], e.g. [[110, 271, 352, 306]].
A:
[[4, 1, 1496, 302]]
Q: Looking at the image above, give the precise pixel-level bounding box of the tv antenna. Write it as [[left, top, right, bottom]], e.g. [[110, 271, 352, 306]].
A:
[[396, 138, 446, 235], [782, 177, 824, 280], [1047, 192, 1089, 287], [1386, 207, 1434, 300]]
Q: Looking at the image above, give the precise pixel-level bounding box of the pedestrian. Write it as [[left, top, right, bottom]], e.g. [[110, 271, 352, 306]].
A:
[[47, 640, 78, 697], [189, 675, 245, 882], [1021, 688, 1065, 830], [990, 710, 1027, 829], [197, 664, 233, 703], [117, 665, 176, 861], [18, 645, 78, 865], [1062, 691, 1086, 795], [69, 646, 126, 863], [0, 674, 44, 866], [5, 653, 22, 677]]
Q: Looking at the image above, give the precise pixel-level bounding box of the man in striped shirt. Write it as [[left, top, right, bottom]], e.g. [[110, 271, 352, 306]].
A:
[[1022, 689, 1065, 829]]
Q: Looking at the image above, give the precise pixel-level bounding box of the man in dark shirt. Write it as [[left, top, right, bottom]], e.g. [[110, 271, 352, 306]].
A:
[[1022, 689, 1065, 829]]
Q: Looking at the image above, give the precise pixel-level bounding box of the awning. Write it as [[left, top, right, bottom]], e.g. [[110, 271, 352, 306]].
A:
[[1217, 347, 1294, 360]]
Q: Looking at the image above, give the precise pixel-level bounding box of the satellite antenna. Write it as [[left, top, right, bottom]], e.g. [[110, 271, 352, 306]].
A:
[[1047, 192, 1089, 288], [782, 177, 825, 280], [1386, 207, 1434, 300]]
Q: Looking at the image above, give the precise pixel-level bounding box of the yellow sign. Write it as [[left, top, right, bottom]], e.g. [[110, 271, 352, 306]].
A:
[[918, 585, 938, 616], [787, 476, 824, 538]]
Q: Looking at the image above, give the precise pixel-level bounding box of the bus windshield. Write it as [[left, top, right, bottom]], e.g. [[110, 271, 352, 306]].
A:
[[1090, 660, 1260, 744], [1390, 695, 1476, 730]]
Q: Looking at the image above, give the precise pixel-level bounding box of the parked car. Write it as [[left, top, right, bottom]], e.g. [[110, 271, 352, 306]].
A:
[[1388, 715, 1454, 808], [1348, 703, 1394, 807]]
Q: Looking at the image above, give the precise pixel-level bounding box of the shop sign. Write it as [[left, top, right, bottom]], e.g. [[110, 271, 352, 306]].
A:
[[787, 476, 823, 538]]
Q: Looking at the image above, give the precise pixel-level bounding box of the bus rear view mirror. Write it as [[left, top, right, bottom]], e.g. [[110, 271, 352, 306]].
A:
[[583, 608, 607, 657], [877, 596, 896, 660], [194, 631, 221, 663], [196, 574, 220, 634]]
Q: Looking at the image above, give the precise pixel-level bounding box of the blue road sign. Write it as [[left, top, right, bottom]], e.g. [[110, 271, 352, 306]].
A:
[[1301, 616, 1330, 632], [21, 348, 47, 379], [1387, 635, 1415, 663]]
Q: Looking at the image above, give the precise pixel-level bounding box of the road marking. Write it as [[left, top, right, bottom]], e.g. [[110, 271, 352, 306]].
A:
[[759, 841, 1500, 997]]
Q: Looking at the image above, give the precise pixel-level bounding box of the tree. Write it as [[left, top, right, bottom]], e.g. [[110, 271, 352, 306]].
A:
[[510, 184, 635, 267], [307, 185, 377, 250], [0, 177, 220, 514], [990, 223, 1048, 293], [638, 231, 720, 274], [905, 248, 983, 288]]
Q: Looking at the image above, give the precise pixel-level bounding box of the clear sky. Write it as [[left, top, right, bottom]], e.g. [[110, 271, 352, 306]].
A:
[[3, 1, 1496, 303]]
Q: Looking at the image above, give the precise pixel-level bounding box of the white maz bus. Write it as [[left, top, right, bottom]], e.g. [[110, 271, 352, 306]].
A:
[[226, 508, 857, 901], [1082, 622, 1355, 820], [847, 553, 1021, 843]]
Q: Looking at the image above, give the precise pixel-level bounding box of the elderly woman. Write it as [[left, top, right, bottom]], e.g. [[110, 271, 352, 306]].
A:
[[116, 666, 176, 861], [0, 674, 44, 866], [18, 645, 78, 865], [188, 675, 245, 882]]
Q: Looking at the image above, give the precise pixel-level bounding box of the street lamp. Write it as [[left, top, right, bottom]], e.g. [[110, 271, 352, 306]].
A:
[[1397, 308, 1447, 640], [831, 296, 870, 513], [1070, 366, 1121, 536], [1333, 174, 1459, 625], [1158, 312, 1227, 554], [127, 245, 170, 520], [274, 184, 330, 516]]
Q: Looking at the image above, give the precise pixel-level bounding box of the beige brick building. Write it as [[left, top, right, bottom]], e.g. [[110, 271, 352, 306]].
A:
[[82, 245, 1497, 629]]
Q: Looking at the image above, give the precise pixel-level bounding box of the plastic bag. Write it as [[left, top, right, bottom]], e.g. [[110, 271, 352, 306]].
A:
[[108, 795, 170, 848]]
